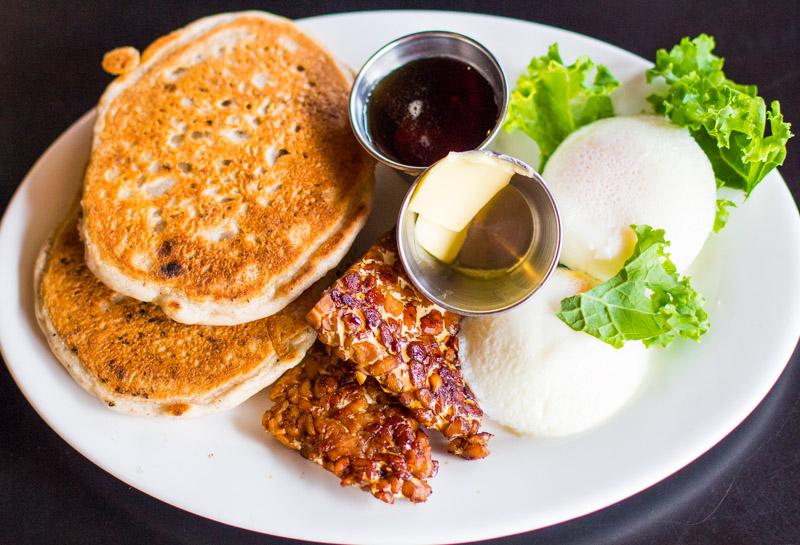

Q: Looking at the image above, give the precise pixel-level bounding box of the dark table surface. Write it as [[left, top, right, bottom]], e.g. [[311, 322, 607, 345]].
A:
[[2, 1, 799, 544]]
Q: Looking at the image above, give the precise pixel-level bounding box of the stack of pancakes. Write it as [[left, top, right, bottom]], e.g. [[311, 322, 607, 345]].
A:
[[34, 12, 374, 417]]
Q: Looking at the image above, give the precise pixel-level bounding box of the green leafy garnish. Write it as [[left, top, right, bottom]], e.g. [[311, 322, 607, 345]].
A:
[[503, 43, 619, 169], [714, 198, 736, 233], [646, 34, 792, 231], [557, 225, 709, 349]]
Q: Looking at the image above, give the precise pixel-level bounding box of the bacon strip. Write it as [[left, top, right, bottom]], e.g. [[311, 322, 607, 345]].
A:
[[264, 344, 438, 503], [307, 232, 490, 460]]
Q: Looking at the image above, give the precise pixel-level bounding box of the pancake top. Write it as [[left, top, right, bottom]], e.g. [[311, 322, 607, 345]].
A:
[[35, 209, 319, 417], [80, 12, 373, 325]]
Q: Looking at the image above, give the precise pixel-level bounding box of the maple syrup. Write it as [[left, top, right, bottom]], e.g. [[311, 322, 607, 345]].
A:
[[366, 57, 499, 167]]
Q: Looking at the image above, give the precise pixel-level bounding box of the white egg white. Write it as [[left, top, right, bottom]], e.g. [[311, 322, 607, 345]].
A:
[[543, 115, 716, 281], [460, 268, 648, 437]]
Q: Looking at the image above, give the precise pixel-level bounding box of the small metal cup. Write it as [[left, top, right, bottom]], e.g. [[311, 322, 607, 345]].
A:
[[396, 151, 562, 316], [349, 31, 508, 176]]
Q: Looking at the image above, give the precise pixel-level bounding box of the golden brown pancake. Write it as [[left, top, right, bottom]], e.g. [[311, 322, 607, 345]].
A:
[[79, 11, 374, 325], [35, 206, 322, 417]]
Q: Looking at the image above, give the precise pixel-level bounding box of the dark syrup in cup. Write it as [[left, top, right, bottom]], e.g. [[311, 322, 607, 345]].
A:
[[366, 57, 500, 168]]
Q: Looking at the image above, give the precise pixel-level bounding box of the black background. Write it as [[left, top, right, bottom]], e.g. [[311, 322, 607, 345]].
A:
[[1, 2, 798, 544]]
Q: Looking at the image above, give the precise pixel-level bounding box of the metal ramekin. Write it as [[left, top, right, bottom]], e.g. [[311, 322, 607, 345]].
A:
[[396, 150, 562, 316], [349, 31, 508, 177]]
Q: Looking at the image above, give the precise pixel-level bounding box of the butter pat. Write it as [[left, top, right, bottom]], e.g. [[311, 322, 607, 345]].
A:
[[414, 215, 469, 263], [409, 152, 516, 232]]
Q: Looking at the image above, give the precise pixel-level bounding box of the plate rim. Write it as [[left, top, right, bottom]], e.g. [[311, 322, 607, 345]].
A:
[[2, 9, 799, 544]]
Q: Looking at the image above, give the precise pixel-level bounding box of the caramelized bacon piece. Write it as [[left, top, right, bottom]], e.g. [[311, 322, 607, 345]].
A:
[[307, 232, 490, 459], [263, 344, 438, 503]]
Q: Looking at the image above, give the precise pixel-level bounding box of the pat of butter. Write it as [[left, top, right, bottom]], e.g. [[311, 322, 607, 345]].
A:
[[414, 215, 469, 263], [409, 152, 516, 232]]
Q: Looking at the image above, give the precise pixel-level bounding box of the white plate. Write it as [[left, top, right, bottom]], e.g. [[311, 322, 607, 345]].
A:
[[2, 10, 799, 545]]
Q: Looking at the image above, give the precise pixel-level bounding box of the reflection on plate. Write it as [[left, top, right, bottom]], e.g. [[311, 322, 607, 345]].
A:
[[1, 11, 799, 545]]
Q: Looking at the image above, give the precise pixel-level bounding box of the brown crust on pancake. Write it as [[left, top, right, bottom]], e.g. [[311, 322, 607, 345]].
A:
[[102, 47, 141, 75], [80, 12, 374, 325], [34, 207, 321, 417]]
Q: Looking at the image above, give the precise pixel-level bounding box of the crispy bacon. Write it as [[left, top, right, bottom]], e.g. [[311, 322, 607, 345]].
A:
[[264, 344, 437, 503], [307, 232, 490, 460]]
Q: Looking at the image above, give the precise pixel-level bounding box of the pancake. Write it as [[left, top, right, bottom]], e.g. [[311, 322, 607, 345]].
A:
[[79, 11, 374, 325], [35, 206, 322, 417]]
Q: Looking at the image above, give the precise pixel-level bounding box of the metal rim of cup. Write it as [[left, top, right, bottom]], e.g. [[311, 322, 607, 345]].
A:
[[349, 31, 509, 176], [396, 150, 563, 316]]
